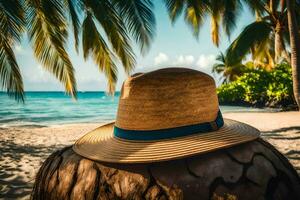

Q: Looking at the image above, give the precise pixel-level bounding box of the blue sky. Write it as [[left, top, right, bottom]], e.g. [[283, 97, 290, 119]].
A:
[[15, 1, 254, 91]]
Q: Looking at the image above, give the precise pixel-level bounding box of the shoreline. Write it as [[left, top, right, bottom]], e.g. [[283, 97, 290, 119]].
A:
[[0, 111, 300, 199], [0, 109, 284, 129], [219, 102, 298, 111]]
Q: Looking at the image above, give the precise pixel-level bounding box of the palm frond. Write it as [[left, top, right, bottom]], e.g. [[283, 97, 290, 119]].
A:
[[113, 0, 156, 54], [82, 12, 117, 94], [216, 52, 226, 62], [26, 0, 77, 98], [252, 32, 274, 60], [85, 0, 135, 75], [164, 0, 185, 23], [212, 63, 225, 73], [209, 0, 222, 46], [243, 0, 267, 16], [211, 15, 220, 46], [212, 52, 226, 74], [221, 0, 242, 38], [212, 51, 245, 83], [0, 0, 25, 42], [184, 0, 210, 37], [0, 0, 25, 101], [226, 21, 272, 65], [65, 0, 81, 52], [0, 38, 24, 101]]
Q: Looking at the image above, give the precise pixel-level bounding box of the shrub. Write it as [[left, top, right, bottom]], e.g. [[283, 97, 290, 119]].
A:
[[267, 64, 293, 106], [217, 63, 294, 107], [217, 82, 245, 104]]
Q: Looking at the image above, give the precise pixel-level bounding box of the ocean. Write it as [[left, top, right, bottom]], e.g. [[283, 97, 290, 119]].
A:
[[0, 92, 274, 127]]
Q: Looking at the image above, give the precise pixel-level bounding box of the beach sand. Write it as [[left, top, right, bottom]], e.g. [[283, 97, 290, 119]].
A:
[[0, 111, 300, 199]]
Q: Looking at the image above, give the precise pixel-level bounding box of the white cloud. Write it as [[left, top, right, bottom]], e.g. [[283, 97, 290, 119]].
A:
[[24, 64, 57, 83], [153, 53, 216, 72], [154, 52, 169, 66], [196, 54, 216, 69], [173, 55, 194, 66]]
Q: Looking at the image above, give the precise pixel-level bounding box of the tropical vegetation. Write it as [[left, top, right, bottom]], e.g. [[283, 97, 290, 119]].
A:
[[0, 0, 276, 101], [212, 0, 300, 109], [217, 63, 295, 108], [212, 52, 247, 83], [0, 0, 155, 101], [1, 0, 300, 109], [224, 0, 300, 69]]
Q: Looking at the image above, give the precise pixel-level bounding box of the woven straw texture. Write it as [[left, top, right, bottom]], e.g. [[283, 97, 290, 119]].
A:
[[73, 68, 260, 163], [73, 119, 260, 163], [116, 68, 219, 130]]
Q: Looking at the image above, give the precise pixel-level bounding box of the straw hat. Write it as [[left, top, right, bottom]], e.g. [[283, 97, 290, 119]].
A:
[[73, 68, 260, 163]]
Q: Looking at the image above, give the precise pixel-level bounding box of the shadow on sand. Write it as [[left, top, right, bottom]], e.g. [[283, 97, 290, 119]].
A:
[[262, 126, 300, 134], [262, 126, 300, 174], [0, 139, 65, 199]]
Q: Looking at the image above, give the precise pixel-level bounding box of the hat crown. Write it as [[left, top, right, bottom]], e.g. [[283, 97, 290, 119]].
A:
[[116, 68, 219, 130]]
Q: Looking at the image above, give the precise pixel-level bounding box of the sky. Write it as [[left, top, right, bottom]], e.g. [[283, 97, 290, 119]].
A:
[[15, 1, 254, 92]]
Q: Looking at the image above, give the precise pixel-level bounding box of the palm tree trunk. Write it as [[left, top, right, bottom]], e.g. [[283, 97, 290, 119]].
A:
[[286, 0, 300, 109], [274, 22, 290, 63]]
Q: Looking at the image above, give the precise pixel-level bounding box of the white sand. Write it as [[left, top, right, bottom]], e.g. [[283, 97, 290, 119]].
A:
[[0, 123, 100, 199], [225, 112, 300, 173], [0, 112, 299, 199]]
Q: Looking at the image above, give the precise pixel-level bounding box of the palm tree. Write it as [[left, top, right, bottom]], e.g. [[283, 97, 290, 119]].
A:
[[212, 52, 246, 83], [286, 0, 300, 107], [225, 0, 300, 70], [224, 0, 300, 108], [0, 0, 155, 101]]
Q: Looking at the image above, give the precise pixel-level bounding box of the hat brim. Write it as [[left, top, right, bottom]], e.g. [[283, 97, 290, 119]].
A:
[[73, 119, 260, 163]]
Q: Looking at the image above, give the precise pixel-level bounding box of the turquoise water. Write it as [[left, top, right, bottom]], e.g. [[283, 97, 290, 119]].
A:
[[0, 92, 273, 127]]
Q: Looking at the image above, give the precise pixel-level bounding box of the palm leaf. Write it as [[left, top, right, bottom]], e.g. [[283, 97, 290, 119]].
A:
[[243, 0, 267, 16], [184, 0, 210, 37], [221, 0, 242, 38], [26, 0, 77, 98], [0, 38, 24, 101], [209, 0, 222, 46], [252, 31, 274, 62], [113, 0, 156, 54], [82, 12, 117, 94], [0, 0, 25, 42], [65, 0, 80, 52], [212, 52, 225, 74], [212, 63, 225, 73], [226, 21, 272, 65], [0, 0, 25, 101], [213, 51, 246, 83], [164, 0, 185, 23], [211, 15, 220, 46], [164, 0, 209, 37], [207, 0, 242, 45], [216, 52, 226, 63], [85, 0, 135, 75]]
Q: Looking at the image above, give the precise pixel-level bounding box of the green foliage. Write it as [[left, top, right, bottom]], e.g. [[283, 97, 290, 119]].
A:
[[1, 0, 156, 101], [217, 63, 294, 107], [226, 21, 272, 66], [217, 82, 245, 103], [267, 64, 293, 104]]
